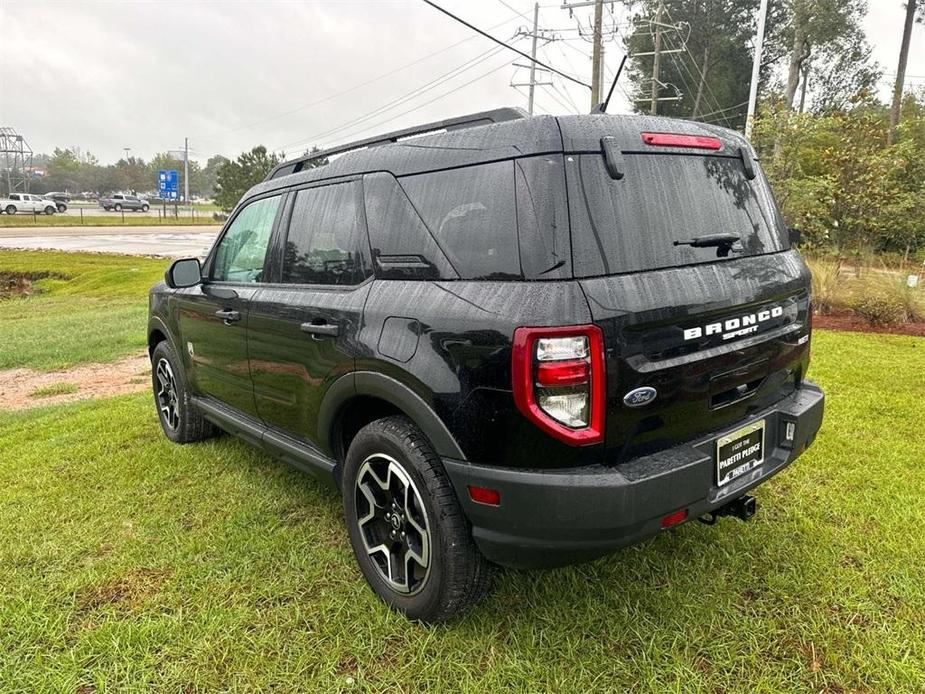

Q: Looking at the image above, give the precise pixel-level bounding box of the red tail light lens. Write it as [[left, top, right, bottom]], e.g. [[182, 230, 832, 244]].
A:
[[660, 508, 689, 529], [641, 132, 722, 150], [512, 325, 605, 446]]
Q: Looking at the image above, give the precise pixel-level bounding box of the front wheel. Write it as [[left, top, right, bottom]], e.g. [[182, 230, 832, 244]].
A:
[[151, 340, 215, 444], [141, 204, 150, 212], [114, 204, 122, 211], [5, 205, 16, 215], [343, 416, 492, 622], [44, 206, 56, 215]]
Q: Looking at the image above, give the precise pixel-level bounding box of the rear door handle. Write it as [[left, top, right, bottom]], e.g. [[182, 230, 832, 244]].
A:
[[215, 309, 241, 324], [300, 321, 339, 337]]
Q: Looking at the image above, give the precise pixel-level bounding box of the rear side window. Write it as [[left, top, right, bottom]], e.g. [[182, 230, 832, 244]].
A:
[[568, 154, 788, 277], [281, 182, 372, 286], [400, 162, 519, 280]]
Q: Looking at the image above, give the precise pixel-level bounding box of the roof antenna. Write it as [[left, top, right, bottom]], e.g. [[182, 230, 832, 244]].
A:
[[593, 54, 628, 114]]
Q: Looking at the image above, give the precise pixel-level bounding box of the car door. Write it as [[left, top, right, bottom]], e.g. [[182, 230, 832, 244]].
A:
[[247, 180, 373, 452], [174, 192, 285, 417]]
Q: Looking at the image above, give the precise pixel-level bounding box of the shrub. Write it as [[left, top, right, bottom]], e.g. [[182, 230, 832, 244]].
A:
[[806, 257, 847, 315], [852, 293, 906, 326]]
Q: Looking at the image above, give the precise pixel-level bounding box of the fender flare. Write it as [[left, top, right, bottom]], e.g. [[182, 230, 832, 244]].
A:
[[147, 315, 179, 358], [319, 371, 467, 461]]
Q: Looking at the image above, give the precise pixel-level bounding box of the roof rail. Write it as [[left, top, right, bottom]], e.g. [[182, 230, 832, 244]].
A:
[[265, 107, 527, 181]]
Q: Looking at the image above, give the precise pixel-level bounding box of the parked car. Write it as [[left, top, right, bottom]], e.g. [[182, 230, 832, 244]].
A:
[[100, 193, 149, 212], [148, 108, 824, 622], [44, 191, 70, 212], [0, 193, 58, 215]]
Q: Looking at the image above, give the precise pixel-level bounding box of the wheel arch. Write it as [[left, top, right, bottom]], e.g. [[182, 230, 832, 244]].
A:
[[321, 371, 467, 474]]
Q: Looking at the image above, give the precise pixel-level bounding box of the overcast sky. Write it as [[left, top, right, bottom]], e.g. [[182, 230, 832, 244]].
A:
[[1, 0, 923, 165]]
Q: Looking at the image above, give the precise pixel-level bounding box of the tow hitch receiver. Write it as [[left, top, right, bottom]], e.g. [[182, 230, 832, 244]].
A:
[[699, 495, 757, 525]]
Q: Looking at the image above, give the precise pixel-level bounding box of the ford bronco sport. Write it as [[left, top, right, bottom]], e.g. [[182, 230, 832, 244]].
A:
[[148, 108, 824, 622]]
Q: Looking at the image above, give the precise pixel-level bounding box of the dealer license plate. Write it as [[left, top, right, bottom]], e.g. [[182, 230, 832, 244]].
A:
[[716, 420, 765, 487]]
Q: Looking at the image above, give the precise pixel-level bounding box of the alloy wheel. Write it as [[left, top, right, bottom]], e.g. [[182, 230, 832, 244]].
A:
[[354, 453, 431, 595], [155, 358, 180, 430]]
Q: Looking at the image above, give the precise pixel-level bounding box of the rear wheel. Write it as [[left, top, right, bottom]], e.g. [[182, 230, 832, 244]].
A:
[[114, 203, 122, 211], [151, 340, 215, 444], [343, 416, 492, 622]]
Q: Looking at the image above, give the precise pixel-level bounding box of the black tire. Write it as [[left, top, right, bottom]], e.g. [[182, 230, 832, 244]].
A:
[[114, 203, 122, 211], [44, 206, 56, 215], [57, 204, 67, 212], [141, 204, 150, 212], [343, 416, 492, 622], [5, 205, 16, 215], [151, 340, 215, 444]]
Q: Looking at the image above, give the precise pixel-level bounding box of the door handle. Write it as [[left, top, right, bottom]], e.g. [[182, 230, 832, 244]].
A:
[[300, 321, 339, 337], [215, 309, 241, 324]]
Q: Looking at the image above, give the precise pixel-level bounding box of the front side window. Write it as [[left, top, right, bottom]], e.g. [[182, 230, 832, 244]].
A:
[[281, 182, 371, 285], [212, 195, 281, 283]]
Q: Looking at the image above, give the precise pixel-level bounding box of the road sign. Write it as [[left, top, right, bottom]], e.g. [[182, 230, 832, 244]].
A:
[[158, 169, 179, 201]]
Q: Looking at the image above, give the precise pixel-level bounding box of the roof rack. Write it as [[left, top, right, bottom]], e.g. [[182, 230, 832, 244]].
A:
[[265, 107, 527, 181]]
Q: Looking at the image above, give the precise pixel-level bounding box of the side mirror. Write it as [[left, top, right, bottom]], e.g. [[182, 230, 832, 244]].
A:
[[788, 227, 802, 246], [165, 258, 202, 288]]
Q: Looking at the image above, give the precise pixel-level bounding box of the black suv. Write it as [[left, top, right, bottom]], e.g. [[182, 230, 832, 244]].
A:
[[148, 108, 824, 621]]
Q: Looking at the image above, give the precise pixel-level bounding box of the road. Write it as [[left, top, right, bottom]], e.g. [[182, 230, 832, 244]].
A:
[[0, 225, 221, 258]]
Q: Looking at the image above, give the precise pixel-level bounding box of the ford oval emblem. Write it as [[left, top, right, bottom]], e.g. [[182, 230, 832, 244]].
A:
[[623, 386, 657, 407]]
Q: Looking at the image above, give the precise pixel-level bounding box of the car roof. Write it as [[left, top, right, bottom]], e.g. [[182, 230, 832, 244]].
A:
[[243, 110, 752, 203]]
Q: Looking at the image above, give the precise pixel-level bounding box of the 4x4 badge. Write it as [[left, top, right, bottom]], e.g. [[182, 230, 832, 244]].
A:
[[624, 387, 657, 407]]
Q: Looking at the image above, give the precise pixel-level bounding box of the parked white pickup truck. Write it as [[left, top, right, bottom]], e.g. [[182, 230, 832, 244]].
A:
[[0, 193, 59, 215]]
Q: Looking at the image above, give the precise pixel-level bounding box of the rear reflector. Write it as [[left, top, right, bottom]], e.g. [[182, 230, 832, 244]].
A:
[[660, 508, 689, 529], [642, 132, 722, 150], [468, 485, 501, 506]]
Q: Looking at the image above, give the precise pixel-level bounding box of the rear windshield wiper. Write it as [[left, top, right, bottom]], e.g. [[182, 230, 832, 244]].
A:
[[673, 233, 741, 257]]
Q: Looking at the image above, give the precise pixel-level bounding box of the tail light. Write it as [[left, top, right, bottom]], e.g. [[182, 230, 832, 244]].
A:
[[512, 325, 605, 446]]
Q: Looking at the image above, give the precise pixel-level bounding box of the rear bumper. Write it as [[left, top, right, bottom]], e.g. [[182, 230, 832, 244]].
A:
[[444, 382, 824, 568]]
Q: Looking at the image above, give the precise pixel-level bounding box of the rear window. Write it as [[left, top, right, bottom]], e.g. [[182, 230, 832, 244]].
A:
[[568, 154, 788, 277]]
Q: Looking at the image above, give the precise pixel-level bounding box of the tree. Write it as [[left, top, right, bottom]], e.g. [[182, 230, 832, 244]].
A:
[[622, 0, 758, 128], [774, 0, 867, 110], [201, 155, 229, 199], [214, 146, 282, 212], [889, 0, 923, 142]]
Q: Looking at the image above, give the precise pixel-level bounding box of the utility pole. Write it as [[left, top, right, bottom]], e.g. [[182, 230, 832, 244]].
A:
[[649, 2, 664, 115], [745, 0, 769, 139], [590, 0, 604, 108], [528, 3, 540, 115], [183, 137, 190, 209]]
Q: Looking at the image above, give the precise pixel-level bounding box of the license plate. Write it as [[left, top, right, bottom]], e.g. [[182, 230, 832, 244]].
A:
[[716, 420, 765, 487]]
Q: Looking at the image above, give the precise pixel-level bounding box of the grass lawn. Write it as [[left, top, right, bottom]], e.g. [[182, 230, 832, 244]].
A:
[[0, 250, 169, 370], [0, 215, 217, 228], [1, 330, 923, 691]]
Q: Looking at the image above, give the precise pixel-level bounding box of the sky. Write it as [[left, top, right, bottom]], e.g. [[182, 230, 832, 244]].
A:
[[1, 0, 923, 166]]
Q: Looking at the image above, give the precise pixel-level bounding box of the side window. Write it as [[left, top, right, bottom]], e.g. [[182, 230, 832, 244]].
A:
[[212, 195, 281, 283], [399, 161, 520, 280], [281, 182, 371, 286], [363, 172, 457, 280]]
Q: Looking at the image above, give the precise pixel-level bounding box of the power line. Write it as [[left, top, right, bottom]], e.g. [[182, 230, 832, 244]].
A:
[[421, 0, 592, 89], [276, 45, 506, 152], [315, 57, 516, 147], [194, 12, 524, 144]]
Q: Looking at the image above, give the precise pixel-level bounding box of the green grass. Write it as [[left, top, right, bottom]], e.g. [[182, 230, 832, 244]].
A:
[[1, 330, 923, 691], [0, 250, 169, 371], [29, 382, 79, 398], [0, 215, 217, 228]]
